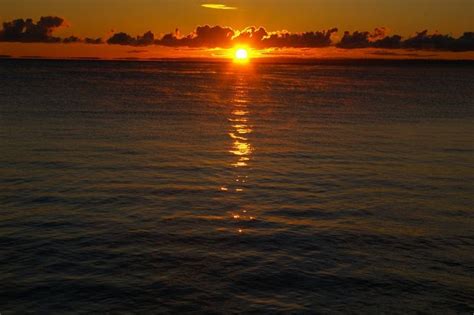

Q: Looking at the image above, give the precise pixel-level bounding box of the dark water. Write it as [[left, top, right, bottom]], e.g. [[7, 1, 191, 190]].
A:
[[0, 59, 473, 313]]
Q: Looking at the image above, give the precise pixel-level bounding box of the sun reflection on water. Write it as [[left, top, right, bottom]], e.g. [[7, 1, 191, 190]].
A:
[[222, 72, 257, 233]]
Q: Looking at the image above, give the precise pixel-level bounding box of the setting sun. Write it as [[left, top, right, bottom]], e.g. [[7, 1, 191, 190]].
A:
[[234, 48, 249, 62]]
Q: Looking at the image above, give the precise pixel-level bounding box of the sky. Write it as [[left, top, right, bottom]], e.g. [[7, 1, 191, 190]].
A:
[[0, 0, 473, 59]]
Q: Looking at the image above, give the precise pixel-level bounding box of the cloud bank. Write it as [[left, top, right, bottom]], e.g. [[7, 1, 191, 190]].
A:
[[337, 28, 474, 51], [1, 16, 473, 52]]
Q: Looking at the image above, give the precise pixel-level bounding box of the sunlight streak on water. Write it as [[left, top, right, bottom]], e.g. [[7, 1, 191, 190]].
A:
[[225, 74, 256, 232]]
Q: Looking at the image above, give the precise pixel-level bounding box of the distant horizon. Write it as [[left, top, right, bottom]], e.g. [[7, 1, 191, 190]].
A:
[[2, 54, 474, 63]]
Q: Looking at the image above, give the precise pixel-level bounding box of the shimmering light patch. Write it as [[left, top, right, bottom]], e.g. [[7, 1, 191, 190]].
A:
[[229, 118, 248, 122], [233, 125, 252, 134], [230, 141, 251, 156], [232, 109, 248, 116], [201, 4, 237, 10], [234, 99, 248, 105], [233, 161, 248, 167], [229, 132, 247, 141]]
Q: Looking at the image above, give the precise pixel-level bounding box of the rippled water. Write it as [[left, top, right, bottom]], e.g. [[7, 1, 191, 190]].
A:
[[1, 59, 473, 313]]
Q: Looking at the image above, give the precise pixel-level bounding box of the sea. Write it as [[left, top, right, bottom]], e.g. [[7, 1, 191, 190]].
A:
[[0, 58, 473, 313]]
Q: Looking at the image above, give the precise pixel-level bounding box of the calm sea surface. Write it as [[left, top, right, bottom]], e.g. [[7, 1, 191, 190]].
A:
[[0, 59, 473, 313]]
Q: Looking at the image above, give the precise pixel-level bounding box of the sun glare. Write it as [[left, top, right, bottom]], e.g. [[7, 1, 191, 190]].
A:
[[234, 48, 249, 62]]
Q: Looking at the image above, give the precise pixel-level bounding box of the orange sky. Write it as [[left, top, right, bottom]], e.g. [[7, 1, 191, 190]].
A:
[[2, 0, 473, 36], [1, 0, 473, 59]]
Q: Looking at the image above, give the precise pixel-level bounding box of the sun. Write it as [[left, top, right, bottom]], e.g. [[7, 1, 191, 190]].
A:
[[234, 48, 249, 62]]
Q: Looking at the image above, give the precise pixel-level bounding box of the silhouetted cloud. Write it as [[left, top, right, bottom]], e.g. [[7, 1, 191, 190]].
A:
[[1, 16, 473, 52], [260, 28, 338, 48], [337, 28, 473, 51], [157, 25, 235, 48], [63, 35, 81, 43], [403, 30, 474, 51], [0, 16, 65, 42], [232, 26, 268, 47], [107, 31, 155, 46], [372, 35, 403, 49], [155, 26, 338, 49], [338, 28, 403, 49], [201, 4, 237, 10], [337, 31, 372, 48], [84, 37, 103, 44]]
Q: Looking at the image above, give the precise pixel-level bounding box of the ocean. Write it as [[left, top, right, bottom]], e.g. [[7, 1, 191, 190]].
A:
[[0, 59, 473, 313]]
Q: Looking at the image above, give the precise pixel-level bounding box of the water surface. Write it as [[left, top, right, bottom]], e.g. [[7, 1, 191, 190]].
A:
[[0, 59, 473, 313]]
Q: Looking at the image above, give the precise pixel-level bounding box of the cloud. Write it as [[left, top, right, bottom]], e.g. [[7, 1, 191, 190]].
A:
[[0, 16, 104, 45], [337, 31, 372, 49], [260, 28, 338, 48], [157, 25, 235, 48], [84, 37, 103, 44], [63, 35, 81, 43], [201, 4, 237, 10], [337, 28, 403, 49], [403, 30, 474, 51], [373, 35, 403, 49], [107, 31, 155, 46], [0, 16, 65, 43], [1, 16, 473, 52], [107, 26, 474, 51], [232, 26, 268, 47], [337, 28, 473, 51], [155, 26, 338, 49]]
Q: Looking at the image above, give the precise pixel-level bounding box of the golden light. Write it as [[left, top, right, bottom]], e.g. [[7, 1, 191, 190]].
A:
[[234, 48, 249, 62]]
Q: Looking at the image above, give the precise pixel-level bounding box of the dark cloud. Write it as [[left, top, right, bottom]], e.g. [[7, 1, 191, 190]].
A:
[[232, 27, 268, 47], [157, 25, 235, 48], [259, 28, 338, 48], [403, 30, 474, 51], [337, 31, 372, 48], [373, 35, 403, 49], [0, 16, 65, 42], [63, 35, 81, 43], [107, 32, 135, 45], [59, 34, 103, 45], [107, 31, 155, 46], [337, 28, 474, 51], [129, 26, 337, 49], [104, 26, 474, 51], [1, 16, 473, 52], [84, 37, 103, 44]]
